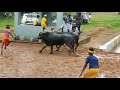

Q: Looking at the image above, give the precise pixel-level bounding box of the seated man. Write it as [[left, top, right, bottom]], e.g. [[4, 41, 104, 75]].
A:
[[33, 15, 40, 26], [82, 12, 89, 24]]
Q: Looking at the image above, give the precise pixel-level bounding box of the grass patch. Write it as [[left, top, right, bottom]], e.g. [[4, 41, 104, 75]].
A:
[[0, 17, 14, 32], [82, 14, 120, 31]]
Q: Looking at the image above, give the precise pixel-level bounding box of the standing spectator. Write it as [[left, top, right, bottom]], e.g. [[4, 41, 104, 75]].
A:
[[41, 14, 47, 32], [67, 14, 72, 24], [9, 12, 12, 18], [4, 13, 7, 18], [60, 17, 68, 32], [67, 21, 72, 32], [79, 47, 99, 78], [66, 14, 72, 32], [75, 13, 83, 33], [88, 13, 91, 20]]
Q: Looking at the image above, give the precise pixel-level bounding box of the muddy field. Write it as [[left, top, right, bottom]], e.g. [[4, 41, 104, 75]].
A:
[[0, 27, 120, 78], [0, 42, 85, 78]]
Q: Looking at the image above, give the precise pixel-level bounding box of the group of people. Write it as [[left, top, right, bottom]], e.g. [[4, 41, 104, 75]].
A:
[[33, 14, 47, 32], [60, 13, 83, 36], [33, 12, 92, 33], [33, 13, 84, 35]]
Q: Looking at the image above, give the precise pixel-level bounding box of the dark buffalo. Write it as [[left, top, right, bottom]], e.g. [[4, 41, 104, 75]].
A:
[[38, 32, 76, 55], [56, 32, 79, 51]]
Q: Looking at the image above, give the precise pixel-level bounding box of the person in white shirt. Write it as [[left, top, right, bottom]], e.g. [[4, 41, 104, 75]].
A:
[[82, 12, 89, 23], [21, 15, 27, 24], [67, 22, 72, 32], [60, 17, 68, 32]]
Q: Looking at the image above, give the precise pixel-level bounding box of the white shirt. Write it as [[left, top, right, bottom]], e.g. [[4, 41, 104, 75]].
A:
[[61, 21, 68, 32], [67, 23, 72, 32], [83, 14, 89, 20], [89, 15, 91, 19]]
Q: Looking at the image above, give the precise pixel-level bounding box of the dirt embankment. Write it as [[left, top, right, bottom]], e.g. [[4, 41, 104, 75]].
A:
[[81, 27, 120, 48]]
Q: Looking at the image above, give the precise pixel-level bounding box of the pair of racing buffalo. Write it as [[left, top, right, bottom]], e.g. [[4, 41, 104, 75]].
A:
[[38, 31, 80, 55]]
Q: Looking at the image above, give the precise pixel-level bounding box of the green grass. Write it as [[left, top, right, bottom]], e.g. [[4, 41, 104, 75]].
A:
[[0, 17, 14, 33], [82, 14, 120, 31]]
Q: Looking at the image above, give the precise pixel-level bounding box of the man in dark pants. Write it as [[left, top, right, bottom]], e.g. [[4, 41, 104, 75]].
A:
[[75, 13, 83, 33]]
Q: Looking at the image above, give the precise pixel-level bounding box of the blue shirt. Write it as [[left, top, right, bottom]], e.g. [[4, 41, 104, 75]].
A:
[[67, 17, 72, 24], [86, 55, 99, 69]]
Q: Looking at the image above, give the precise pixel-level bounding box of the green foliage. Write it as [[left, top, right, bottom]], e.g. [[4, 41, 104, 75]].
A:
[[0, 17, 14, 32]]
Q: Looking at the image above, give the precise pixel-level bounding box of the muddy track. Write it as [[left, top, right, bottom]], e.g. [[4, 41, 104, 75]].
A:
[[0, 35, 120, 78]]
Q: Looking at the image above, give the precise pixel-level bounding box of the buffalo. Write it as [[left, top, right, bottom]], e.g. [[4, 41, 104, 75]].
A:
[[38, 32, 76, 55], [56, 32, 79, 51]]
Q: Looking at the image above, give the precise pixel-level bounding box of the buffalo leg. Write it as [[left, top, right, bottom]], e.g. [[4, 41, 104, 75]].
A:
[[71, 48, 75, 54], [55, 45, 59, 51], [68, 44, 76, 55], [50, 45, 53, 54], [39, 45, 47, 53], [70, 48, 75, 54], [65, 41, 76, 55], [56, 45, 59, 48], [75, 43, 79, 51], [56, 45, 61, 51]]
